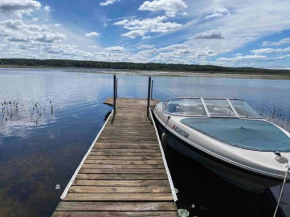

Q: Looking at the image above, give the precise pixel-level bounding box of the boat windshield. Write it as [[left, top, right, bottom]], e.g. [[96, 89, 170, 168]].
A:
[[204, 99, 236, 117], [163, 98, 261, 118], [163, 98, 207, 116], [230, 100, 260, 118]]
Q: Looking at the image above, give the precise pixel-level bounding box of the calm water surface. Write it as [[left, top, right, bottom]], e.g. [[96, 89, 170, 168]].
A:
[[0, 68, 290, 217]]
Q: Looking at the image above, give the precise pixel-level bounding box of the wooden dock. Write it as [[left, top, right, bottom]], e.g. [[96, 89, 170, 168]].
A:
[[52, 98, 178, 217]]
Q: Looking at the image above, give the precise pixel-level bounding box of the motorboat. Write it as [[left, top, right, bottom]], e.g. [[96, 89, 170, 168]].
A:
[[152, 97, 290, 190]]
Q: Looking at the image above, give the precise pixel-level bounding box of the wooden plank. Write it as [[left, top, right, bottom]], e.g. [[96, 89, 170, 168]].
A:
[[98, 136, 157, 140], [72, 180, 170, 187], [81, 164, 164, 169], [69, 186, 171, 193], [98, 138, 157, 142], [89, 152, 162, 156], [84, 160, 164, 165], [79, 168, 166, 174], [102, 128, 156, 132], [53, 211, 178, 217], [103, 127, 155, 131], [90, 149, 160, 153], [63, 193, 174, 201], [56, 201, 177, 211], [93, 143, 159, 149], [86, 156, 162, 160], [100, 132, 156, 137], [76, 174, 168, 180]]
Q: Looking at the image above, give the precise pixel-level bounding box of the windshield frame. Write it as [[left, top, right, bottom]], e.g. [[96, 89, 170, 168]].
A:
[[162, 97, 263, 119]]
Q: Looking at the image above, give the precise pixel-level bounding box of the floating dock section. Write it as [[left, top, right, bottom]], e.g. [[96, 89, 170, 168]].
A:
[[52, 98, 178, 217]]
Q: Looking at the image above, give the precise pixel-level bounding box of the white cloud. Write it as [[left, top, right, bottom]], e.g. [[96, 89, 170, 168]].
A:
[[139, 0, 188, 17], [0, 0, 41, 16], [138, 44, 155, 49], [205, 7, 230, 19], [44, 6, 50, 13], [1, 0, 290, 69], [217, 55, 284, 63], [100, 0, 120, 6], [193, 30, 224, 39], [114, 16, 182, 38], [171, 0, 290, 66], [34, 32, 66, 43], [6, 32, 66, 43], [0, 19, 23, 30], [142, 36, 151, 40], [262, 38, 290, 47], [85, 32, 100, 37], [159, 43, 188, 51], [251, 47, 290, 54], [123, 30, 146, 39], [103, 46, 125, 52]]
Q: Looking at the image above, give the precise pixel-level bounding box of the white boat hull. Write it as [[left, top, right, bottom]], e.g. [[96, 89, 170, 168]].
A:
[[152, 103, 290, 190]]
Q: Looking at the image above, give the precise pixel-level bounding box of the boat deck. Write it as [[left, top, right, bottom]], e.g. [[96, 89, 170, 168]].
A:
[[52, 98, 178, 217]]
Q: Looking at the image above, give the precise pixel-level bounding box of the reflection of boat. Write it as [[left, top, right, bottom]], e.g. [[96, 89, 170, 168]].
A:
[[152, 97, 290, 190]]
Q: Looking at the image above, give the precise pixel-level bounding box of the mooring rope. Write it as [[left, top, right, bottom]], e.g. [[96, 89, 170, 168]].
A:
[[273, 163, 290, 217]]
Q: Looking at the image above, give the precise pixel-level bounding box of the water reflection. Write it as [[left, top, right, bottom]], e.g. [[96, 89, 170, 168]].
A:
[[0, 68, 290, 216]]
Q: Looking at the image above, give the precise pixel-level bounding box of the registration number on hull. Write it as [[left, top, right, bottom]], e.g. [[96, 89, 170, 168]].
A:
[[173, 125, 189, 139]]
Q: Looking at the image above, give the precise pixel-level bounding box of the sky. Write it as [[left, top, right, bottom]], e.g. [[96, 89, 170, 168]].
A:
[[0, 0, 290, 69]]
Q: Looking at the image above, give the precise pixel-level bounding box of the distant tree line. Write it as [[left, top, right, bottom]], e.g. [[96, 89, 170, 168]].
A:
[[0, 58, 289, 75]]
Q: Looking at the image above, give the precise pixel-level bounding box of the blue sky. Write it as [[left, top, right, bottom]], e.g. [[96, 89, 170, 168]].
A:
[[0, 0, 290, 69]]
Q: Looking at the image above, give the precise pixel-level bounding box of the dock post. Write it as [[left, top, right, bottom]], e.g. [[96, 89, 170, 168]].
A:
[[147, 77, 151, 117], [151, 80, 154, 100], [113, 75, 116, 117], [116, 78, 118, 99]]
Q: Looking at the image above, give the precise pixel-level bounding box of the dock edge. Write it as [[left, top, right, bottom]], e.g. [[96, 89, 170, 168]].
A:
[[150, 108, 178, 202], [60, 110, 114, 200]]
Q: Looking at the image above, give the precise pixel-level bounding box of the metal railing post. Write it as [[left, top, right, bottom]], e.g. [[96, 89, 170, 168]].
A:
[[147, 77, 151, 117]]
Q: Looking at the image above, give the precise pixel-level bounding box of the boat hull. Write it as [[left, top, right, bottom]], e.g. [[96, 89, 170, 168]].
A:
[[152, 110, 286, 191]]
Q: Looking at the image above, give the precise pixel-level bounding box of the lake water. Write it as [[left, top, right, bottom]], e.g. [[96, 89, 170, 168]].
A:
[[0, 68, 290, 217]]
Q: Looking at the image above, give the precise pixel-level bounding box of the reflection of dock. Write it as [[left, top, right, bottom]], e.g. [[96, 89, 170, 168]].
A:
[[52, 96, 178, 216]]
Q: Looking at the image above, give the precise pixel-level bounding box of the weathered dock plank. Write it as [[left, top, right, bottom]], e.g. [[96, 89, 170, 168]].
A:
[[52, 98, 177, 216], [63, 193, 174, 201], [72, 180, 170, 187], [53, 211, 178, 217], [55, 202, 177, 211]]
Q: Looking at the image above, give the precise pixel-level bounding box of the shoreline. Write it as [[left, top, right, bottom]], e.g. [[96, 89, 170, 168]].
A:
[[1, 65, 290, 80]]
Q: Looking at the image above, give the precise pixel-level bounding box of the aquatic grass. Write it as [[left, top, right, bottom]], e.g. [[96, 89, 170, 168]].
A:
[[0, 99, 54, 126], [259, 106, 290, 132]]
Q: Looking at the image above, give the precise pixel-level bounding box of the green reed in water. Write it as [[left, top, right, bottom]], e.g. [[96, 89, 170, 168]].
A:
[[0, 99, 54, 125], [260, 106, 290, 132]]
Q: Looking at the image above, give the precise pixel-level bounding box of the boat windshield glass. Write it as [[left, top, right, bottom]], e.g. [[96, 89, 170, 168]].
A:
[[230, 100, 261, 118], [204, 99, 236, 117], [164, 98, 207, 116], [163, 98, 261, 118]]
